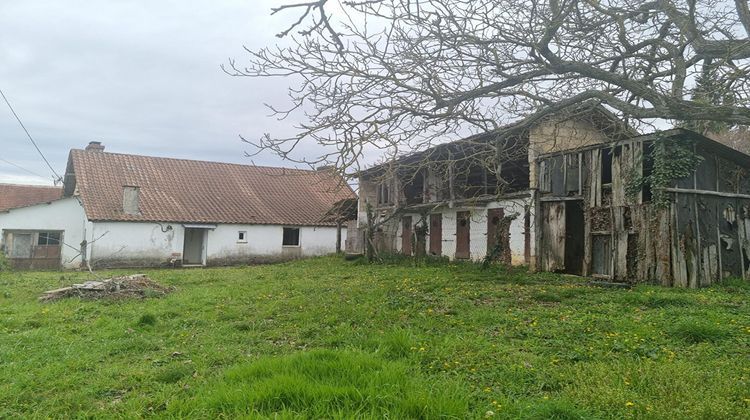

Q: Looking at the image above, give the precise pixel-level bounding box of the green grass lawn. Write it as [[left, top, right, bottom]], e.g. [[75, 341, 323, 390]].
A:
[[1, 257, 749, 419]]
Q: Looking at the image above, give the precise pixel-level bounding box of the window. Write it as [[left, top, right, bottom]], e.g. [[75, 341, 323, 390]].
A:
[[282, 227, 300, 246], [38, 232, 61, 246], [377, 182, 392, 206], [539, 160, 551, 193], [10, 233, 33, 258], [238, 231, 247, 243], [601, 148, 613, 185]]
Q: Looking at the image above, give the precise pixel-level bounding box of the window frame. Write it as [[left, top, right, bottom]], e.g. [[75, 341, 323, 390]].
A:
[[282, 227, 301, 247], [237, 231, 247, 243], [37, 231, 62, 246]]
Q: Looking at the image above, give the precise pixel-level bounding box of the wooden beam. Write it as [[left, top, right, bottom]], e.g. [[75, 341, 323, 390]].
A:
[[664, 188, 750, 200]]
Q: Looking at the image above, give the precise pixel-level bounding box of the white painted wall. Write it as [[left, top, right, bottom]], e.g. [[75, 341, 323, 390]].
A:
[[207, 224, 345, 263], [89, 221, 345, 267], [1, 199, 346, 269], [394, 197, 532, 264], [0, 197, 91, 269], [89, 221, 184, 266]]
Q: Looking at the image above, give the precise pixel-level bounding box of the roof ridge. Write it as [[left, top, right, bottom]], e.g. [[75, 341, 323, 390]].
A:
[[0, 182, 61, 189], [70, 148, 325, 174]]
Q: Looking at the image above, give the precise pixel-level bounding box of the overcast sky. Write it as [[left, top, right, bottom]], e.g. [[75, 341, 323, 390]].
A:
[[0, 0, 321, 185]]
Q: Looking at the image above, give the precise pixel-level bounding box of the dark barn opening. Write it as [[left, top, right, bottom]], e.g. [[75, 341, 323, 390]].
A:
[[564, 201, 585, 275]]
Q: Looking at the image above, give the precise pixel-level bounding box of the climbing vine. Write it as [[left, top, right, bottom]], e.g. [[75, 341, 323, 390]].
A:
[[625, 137, 703, 208]]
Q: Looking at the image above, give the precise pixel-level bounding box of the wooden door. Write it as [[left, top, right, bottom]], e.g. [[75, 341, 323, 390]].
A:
[[455, 211, 471, 259], [401, 216, 413, 255], [541, 202, 566, 271], [429, 213, 442, 255]]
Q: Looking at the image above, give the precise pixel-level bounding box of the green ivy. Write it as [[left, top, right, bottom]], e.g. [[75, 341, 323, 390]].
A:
[[625, 137, 703, 208]]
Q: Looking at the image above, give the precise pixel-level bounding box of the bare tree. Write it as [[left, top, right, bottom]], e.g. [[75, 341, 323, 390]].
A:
[[229, 0, 750, 175]]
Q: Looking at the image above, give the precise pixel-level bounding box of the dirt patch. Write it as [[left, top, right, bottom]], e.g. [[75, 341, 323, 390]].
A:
[[40, 274, 173, 302]]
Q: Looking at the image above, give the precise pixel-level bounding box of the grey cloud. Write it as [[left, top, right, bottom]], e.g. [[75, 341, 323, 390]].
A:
[[0, 0, 323, 184]]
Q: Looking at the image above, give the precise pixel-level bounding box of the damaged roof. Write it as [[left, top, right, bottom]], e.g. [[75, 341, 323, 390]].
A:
[[0, 183, 62, 212], [64, 149, 355, 226], [358, 102, 635, 177]]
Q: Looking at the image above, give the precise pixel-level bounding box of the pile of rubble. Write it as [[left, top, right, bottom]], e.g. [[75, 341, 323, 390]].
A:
[[39, 274, 173, 302]]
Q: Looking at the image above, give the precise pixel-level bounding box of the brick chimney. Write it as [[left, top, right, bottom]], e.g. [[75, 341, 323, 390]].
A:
[[85, 141, 105, 152]]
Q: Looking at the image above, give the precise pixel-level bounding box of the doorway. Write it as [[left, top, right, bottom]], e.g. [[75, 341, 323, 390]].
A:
[[183, 228, 206, 265], [429, 213, 442, 256], [564, 200, 585, 275], [455, 211, 471, 259]]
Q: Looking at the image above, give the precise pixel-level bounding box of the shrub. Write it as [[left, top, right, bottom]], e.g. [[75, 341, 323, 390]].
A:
[[0, 251, 10, 272]]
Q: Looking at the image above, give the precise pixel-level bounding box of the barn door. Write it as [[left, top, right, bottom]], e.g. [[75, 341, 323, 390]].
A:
[[401, 216, 413, 255], [455, 211, 471, 259], [541, 201, 566, 271], [429, 213, 442, 256]]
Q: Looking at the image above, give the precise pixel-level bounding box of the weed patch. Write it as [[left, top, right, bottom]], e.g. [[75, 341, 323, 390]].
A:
[[670, 320, 732, 343], [137, 313, 157, 326], [155, 365, 193, 384]]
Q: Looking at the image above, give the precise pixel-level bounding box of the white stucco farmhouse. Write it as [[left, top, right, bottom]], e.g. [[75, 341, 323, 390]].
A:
[[0, 142, 354, 269]]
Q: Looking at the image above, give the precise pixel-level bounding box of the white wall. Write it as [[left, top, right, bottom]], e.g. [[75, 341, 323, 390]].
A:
[[206, 224, 344, 264], [89, 221, 345, 267], [1, 200, 345, 268], [0, 197, 91, 269], [89, 221, 184, 267], [395, 197, 531, 264]]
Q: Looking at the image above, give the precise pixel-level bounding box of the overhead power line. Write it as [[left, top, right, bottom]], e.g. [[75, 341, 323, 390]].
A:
[[0, 156, 48, 179], [0, 88, 63, 183]]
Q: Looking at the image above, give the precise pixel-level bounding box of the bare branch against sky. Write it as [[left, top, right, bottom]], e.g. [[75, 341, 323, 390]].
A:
[[233, 0, 750, 178]]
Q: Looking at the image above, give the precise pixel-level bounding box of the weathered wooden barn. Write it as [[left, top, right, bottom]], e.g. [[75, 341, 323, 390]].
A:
[[352, 105, 629, 265], [536, 128, 750, 287], [353, 100, 750, 287]]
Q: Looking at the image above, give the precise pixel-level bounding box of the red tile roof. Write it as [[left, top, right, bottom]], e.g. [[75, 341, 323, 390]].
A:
[[0, 183, 62, 211], [67, 149, 356, 226]]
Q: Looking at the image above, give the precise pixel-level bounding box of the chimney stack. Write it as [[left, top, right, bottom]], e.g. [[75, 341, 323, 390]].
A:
[[85, 141, 105, 152]]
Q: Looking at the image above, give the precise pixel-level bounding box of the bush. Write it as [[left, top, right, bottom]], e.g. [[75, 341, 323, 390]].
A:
[[0, 251, 10, 272]]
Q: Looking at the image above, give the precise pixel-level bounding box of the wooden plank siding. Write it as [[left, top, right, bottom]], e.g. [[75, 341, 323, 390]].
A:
[[535, 132, 750, 287]]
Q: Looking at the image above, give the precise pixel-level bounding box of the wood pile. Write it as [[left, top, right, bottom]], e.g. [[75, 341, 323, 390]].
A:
[[39, 274, 173, 302]]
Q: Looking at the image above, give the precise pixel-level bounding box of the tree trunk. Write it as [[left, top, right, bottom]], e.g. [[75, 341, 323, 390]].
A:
[[335, 220, 342, 253]]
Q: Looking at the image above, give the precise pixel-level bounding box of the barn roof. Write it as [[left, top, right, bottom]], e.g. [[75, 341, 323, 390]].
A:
[[63, 148, 355, 226], [0, 183, 62, 212]]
